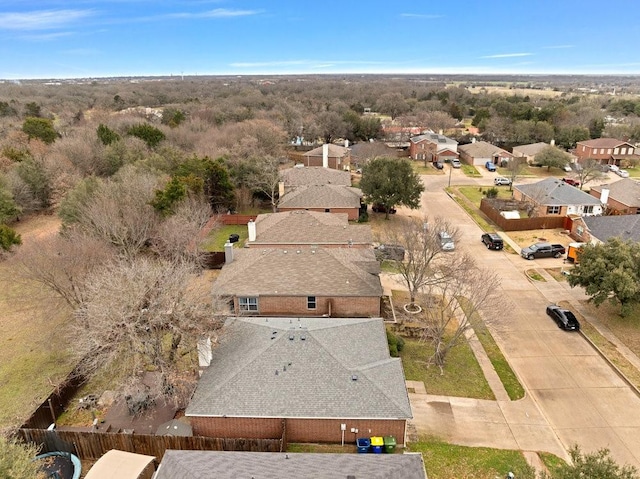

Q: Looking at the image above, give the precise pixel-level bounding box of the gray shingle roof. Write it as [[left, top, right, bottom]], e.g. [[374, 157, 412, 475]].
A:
[[303, 144, 350, 158], [515, 178, 602, 206], [583, 215, 640, 242], [279, 185, 362, 209], [251, 210, 373, 246], [590, 178, 640, 208], [185, 317, 412, 420], [214, 247, 382, 297], [458, 140, 510, 158], [281, 167, 352, 187], [155, 451, 426, 479]]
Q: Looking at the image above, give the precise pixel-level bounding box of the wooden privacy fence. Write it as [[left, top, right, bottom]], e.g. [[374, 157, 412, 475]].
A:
[[220, 214, 257, 226], [19, 429, 283, 461], [480, 198, 568, 231]]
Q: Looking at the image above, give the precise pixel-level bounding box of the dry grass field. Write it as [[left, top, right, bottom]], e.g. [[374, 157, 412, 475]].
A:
[[0, 215, 75, 430], [467, 86, 564, 98]]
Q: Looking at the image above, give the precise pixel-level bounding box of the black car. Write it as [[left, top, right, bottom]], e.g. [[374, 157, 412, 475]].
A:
[[372, 204, 397, 214], [481, 233, 504, 250], [546, 305, 580, 331]]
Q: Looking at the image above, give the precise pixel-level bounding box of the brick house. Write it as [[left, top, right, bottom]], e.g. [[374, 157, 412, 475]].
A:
[[589, 178, 640, 215], [511, 142, 565, 164], [457, 140, 513, 167], [513, 178, 603, 217], [408, 133, 459, 163], [155, 451, 427, 479], [185, 317, 412, 445], [574, 138, 640, 167], [280, 166, 351, 191], [213, 247, 382, 317], [302, 144, 351, 170], [246, 210, 373, 249], [278, 185, 363, 221], [570, 215, 640, 244]]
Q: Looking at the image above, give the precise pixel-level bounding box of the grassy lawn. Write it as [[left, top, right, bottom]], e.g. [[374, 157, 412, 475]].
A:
[[410, 437, 535, 479], [538, 451, 567, 476], [199, 225, 247, 251], [470, 315, 525, 400], [460, 164, 481, 177], [0, 218, 76, 429], [446, 188, 496, 232], [525, 269, 546, 282], [457, 186, 514, 207], [412, 161, 444, 175], [398, 336, 494, 400]]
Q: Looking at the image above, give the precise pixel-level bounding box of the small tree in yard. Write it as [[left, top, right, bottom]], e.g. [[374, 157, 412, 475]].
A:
[[535, 145, 572, 171], [381, 216, 462, 306], [505, 156, 527, 190], [248, 156, 282, 212], [567, 238, 640, 317], [0, 224, 21, 252], [360, 157, 424, 219], [575, 158, 606, 190], [417, 261, 501, 372]]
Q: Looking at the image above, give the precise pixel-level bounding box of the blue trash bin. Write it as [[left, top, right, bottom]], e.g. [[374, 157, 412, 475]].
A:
[[370, 436, 384, 454], [357, 437, 371, 453]]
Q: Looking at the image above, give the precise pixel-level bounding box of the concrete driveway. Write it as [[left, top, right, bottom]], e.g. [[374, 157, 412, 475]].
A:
[[396, 168, 640, 469]]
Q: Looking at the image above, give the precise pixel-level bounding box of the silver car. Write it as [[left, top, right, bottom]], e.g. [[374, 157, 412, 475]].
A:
[[439, 231, 455, 251]]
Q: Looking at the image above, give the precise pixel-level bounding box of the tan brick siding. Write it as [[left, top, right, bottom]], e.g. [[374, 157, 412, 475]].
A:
[[191, 417, 283, 439], [232, 295, 380, 317]]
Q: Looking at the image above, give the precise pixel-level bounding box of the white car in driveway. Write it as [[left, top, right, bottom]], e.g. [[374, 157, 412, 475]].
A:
[[616, 169, 630, 178], [494, 177, 512, 186]]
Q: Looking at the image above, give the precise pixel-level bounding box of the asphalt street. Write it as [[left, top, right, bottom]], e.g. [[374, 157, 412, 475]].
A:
[[395, 166, 640, 469]]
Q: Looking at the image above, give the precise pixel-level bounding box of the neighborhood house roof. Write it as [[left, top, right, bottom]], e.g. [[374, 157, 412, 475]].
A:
[[303, 144, 350, 158], [515, 178, 602, 206], [155, 451, 426, 479], [278, 185, 362, 209], [185, 317, 412, 420], [577, 138, 633, 149], [591, 178, 640, 207], [251, 210, 373, 246], [583, 215, 640, 243], [410, 133, 457, 151], [213, 247, 382, 297], [512, 142, 550, 157], [280, 166, 351, 187], [458, 141, 511, 158]]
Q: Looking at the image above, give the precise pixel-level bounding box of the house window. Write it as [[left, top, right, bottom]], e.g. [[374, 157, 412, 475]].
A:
[[607, 149, 612, 154], [583, 205, 594, 214], [239, 297, 258, 312], [547, 206, 561, 214], [307, 296, 317, 310], [614, 148, 619, 154], [576, 225, 584, 236]]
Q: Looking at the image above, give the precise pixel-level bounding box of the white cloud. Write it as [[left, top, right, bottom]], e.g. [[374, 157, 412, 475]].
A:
[[0, 9, 95, 30], [480, 53, 533, 59], [166, 8, 260, 19]]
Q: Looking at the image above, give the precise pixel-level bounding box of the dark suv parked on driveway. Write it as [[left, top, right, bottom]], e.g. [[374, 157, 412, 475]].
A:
[[481, 233, 504, 250]]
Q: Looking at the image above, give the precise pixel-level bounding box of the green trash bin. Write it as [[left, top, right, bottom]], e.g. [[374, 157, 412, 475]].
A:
[[383, 436, 396, 453]]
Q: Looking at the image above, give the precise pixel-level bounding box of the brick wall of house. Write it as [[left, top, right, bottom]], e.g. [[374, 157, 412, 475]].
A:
[[569, 217, 593, 243], [285, 418, 406, 445], [190, 416, 406, 444], [191, 417, 282, 439], [278, 207, 359, 221], [591, 190, 638, 214], [236, 295, 380, 317]]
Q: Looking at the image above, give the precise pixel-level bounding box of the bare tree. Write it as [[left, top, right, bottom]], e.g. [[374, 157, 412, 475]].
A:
[[152, 195, 212, 263], [15, 230, 115, 308], [75, 166, 161, 258], [381, 216, 463, 305], [417, 264, 502, 372], [505, 156, 527, 191], [575, 158, 606, 190], [73, 257, 224, 406], [248, 156, 282, 212]]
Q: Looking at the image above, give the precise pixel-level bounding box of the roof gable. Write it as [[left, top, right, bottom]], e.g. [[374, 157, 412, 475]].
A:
[[515, 178, 602, 206], [280, 167, 351, 187], [185, 318, 412, 420], [156, 451, 426, 479], [213, 247, 382, 297], [577, 138, 634, 149], [279, 185, 362, 209], [583, 215, 640, 242], [512, 142, 550, 156], [458, 141, 511, 157], [590, 178, 640, 207], [252, 210, 373, 245], [304, 144, 350, 158]]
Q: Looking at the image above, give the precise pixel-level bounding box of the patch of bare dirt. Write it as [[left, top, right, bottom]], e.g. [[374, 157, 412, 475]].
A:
[[12, 213, 61, 245], [506, 228, 573, 249]]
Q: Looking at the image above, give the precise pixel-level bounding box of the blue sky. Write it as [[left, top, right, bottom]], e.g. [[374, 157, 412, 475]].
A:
[[1, 0, 639, 79]]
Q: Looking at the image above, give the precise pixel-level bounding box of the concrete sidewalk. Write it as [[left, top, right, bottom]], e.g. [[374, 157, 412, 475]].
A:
[[382, 272, 566, 471]]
